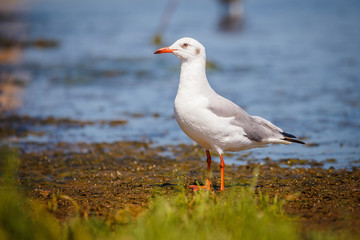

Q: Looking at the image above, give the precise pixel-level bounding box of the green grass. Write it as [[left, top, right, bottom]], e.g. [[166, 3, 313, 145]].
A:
[[117, 190, 297, 240], [0, 147, 357, 240]]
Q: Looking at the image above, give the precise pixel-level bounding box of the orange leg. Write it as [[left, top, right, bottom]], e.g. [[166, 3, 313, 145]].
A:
[[189, 149, 212, 191], [219, 155, 225, 191], [206, 149, 212, 185]]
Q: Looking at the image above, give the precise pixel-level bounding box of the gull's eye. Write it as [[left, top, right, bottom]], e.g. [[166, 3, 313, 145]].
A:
[[182, 43, 189, 48]]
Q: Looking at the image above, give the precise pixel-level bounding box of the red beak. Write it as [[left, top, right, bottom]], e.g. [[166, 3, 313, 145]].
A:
[[154, 47, 176, 54]]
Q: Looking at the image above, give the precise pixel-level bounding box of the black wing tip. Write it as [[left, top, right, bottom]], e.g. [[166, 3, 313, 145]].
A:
[[281, 132, 305, 144], [284, 137, 306, 144], [282, 132, 296, 138]]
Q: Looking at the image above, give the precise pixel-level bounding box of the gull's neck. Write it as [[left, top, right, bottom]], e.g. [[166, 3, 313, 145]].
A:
[[177, 57, 213, 98]]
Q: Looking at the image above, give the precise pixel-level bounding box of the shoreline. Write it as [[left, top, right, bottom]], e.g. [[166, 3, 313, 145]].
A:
[[15, 141, 360, 234]]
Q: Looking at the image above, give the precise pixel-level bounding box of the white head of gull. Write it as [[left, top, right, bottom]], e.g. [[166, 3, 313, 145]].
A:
[[155, 37, 304, 191]]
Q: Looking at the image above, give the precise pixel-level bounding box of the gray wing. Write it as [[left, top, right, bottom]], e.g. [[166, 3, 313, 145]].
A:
[[207, 93, 283, 142]]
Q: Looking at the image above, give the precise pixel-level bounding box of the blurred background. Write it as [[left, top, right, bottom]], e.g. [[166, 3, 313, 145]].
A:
[[0, 0, 359, 168]]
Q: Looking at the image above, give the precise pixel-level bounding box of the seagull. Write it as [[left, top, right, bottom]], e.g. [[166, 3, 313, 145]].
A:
[[154, 37, 304, 191]]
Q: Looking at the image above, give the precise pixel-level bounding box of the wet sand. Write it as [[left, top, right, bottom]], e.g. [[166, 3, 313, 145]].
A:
[[17, 140, 360, 234]]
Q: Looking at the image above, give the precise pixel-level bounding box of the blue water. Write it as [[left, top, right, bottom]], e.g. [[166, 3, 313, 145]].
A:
[[2, 0, 360, 168]]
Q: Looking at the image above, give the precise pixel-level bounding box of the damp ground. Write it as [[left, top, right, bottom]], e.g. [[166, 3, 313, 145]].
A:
[[15, 140, 360, 235]]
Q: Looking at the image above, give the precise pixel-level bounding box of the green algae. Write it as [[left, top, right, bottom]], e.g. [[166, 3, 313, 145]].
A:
[[0, 115, 128, 138]]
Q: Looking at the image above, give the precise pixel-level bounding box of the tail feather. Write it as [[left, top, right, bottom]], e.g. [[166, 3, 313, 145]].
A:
[[281, 132, 305, 144]]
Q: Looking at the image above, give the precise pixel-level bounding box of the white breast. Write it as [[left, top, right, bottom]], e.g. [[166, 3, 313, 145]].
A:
[[174, 94, 251, 153]]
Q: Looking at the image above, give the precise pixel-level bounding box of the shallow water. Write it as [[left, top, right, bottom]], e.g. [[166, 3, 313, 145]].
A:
[[1, 0, 360, 168]]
